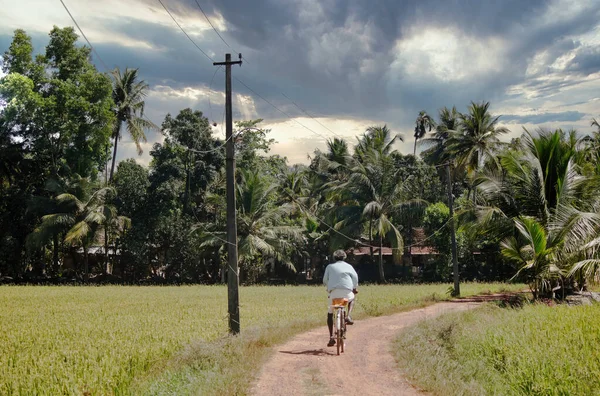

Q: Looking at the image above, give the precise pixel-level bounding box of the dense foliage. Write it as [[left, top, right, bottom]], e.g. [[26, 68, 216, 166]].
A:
[[1, 28, 599, 292]]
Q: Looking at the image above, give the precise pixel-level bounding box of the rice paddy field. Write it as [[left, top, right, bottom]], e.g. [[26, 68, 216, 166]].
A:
[[0, 283, 524, 395], [393, 302, 600, 396]]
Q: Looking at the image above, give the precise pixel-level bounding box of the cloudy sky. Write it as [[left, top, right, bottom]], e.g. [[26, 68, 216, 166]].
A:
[[2, 0, 600, 165]]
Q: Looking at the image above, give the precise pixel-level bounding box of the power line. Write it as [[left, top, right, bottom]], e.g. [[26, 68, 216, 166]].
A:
[[233, 77, 330, 141], [194, 0, 230, 48], [155, 1, 332, 142], [280, 92, 343, 139], [58, 0, 219, 156], [208, 65, 226, 135], [193, 0, 240, 57], [58, 0, 110, 71], [191, 3, 345, 140], [193, 0, 249, 65], [157, 0, 214, 63], [291, 195, 455, 251], [187, 134, 233, 154]]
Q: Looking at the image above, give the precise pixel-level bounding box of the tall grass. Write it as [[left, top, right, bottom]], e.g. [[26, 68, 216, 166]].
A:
[[393, 303, 600, 396], [0, 283, 522, 395]]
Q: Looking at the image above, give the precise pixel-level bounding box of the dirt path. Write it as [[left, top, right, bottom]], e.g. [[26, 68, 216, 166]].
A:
[[251, 300, 484, 396]]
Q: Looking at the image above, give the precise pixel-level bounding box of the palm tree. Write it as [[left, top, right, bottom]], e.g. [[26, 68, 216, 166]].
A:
[[325, 138, 350, 165], [197, 170, 304, 282], [354, 125, 402, 160], [312, 138, 351, 184], [100, 200, 131, 274], [279, 165, 309, 205], [413, 111, 435, 156], [592, 117, 600, 133], [447, 101, 508, 204], [584, 118, 600, 172], [448, 102, 509, 173], [109, 67, 157, 181], [334, 145, 406, 283], [421, 106, 459, 165], [29, 176, 120, 280], [501, 217, 564, 299], [478, 129, 600, 297]]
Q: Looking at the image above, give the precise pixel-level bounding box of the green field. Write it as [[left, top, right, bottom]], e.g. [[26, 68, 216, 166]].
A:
[[393, 302, 600, 396], [0, 283, 523, 395]]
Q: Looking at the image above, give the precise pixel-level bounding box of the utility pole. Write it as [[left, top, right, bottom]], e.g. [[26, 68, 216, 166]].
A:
[[214, 53, 242, 334], [446, 164, 460, 297]]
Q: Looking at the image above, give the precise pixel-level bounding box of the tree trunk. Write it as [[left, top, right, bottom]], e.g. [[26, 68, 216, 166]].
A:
[[413, 138, 418, 156], [83, 246, 89, 282], [53, 233, 60, 276], [406, 215, 413, 268], [184, 155, 190, 213], [378, 235, 386, 283], [109, 123, 121, 182], [369, 216, 374, 265], [104, 226, 110, 274]]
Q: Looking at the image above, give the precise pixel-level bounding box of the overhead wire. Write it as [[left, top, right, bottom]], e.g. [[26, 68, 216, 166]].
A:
[[193, 0, 230, 48], [63, 0, 453, 163], [280, 92, 344, 139], [290, 195, 456, 251], [193, 2, 344, 142], [155, 0, 333, 142], [157, 0, 215, 62], [233, 77, 330, 141], [58, 0, 110, 71], [58, 0, 227, 158]]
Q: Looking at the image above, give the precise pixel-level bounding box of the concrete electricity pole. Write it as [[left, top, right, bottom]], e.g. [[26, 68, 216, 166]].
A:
[[214, 53, 242, 334], [446, 163, 460, 297]]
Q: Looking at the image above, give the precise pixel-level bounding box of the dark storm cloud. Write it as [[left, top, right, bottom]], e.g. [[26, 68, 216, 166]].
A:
[[144, 0, 598, 140], [171, 0, 598, 127], [502, 111, 587, 124], [3, 0, 600, 136], [566, 45, 600, 75]]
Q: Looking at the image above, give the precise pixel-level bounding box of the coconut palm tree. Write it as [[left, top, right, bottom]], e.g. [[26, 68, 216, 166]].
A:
[[197, 170, 304, 281], [354, 125, 402, 160], [421, 106, 460, 165], [109, 67, 157, 181], [501, 217, 564, 299], [332, 147, 406, 283], [29, 176, 122, 280], [478, 129, 600, 297], [448, 101, 509, 173], [413, 111, 435, 156], [311, 138, 351, 185], [447, 101, 508, 204], [326, 138, 350, 165]]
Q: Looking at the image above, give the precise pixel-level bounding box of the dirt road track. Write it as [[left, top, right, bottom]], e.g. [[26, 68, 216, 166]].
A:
[[251, 300, 482, 396]]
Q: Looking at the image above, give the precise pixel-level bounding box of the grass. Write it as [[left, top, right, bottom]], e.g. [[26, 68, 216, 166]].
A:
[[0, 282, 523, 395], [393, 302, 600, 396]]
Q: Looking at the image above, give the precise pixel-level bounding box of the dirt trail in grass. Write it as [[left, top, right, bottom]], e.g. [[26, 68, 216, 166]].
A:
[[252, 299, 487, 396]]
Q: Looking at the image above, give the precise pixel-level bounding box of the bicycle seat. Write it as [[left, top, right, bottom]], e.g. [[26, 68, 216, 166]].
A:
[[331, 298, 349, 307]]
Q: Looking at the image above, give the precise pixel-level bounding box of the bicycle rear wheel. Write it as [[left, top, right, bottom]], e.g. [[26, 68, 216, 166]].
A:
[[336, 308, 342, 355], [340, 310, 345, 353]]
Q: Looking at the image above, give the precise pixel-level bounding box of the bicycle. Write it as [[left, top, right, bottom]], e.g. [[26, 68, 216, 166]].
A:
[[331, 297, 348, 355]]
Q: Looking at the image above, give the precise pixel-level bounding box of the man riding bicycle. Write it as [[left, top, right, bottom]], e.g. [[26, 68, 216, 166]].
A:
[[323, 249, 358, 347]]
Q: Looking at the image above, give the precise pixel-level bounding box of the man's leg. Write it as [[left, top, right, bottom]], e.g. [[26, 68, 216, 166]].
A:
[[346, 299, 355, 324], [327, 294, 335, 346], [327, 312, 336, 346]]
